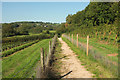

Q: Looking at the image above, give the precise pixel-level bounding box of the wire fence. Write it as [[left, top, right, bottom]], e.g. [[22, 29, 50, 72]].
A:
[[11, 41, 48, 78], [12, 51, 39, 78], [2, 35, 57, 79], [63, 34, 118, 77], [37, 34, 58, 78], [3, 39, 48, 78]]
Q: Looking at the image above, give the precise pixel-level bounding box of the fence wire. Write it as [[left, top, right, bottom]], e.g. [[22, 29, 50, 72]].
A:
[[12, 40, 48, 78], [63, 34, 118, 76]]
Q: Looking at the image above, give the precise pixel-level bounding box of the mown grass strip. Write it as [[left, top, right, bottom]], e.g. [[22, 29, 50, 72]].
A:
[[2, 39, 51, 78], [62, 37, 117, 78], [2, 40, 39, 57]]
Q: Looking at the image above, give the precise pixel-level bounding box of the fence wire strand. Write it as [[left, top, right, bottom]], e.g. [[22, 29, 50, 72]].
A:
[[63, 34, 118, 76]]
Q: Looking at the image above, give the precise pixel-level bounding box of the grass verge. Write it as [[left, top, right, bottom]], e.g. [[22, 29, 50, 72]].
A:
[[62, 37, 117, 78], [49, 39, 63, 78]]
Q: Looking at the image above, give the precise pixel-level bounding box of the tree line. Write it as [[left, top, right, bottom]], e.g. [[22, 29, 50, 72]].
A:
[[57, 2, 119, 38], [2, 21, 60, 37]]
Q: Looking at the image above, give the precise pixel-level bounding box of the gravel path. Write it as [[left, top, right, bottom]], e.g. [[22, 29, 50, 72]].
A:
[[58, 38, 93, 78]]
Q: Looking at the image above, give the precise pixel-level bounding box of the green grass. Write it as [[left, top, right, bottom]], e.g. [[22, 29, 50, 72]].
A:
[[6, 34, 29, 38], [7, 33, 42, 37], [70, 34, 118, 63], [2, 40, 39, 57], [46, 39, 62, 78], [6, 33, 45, 38], [49, 30, 56, 33], [2, 39, 51, 78], [62, 37, 117, 78], [42, 30, 56, 33], [53, 39, 62, 69]]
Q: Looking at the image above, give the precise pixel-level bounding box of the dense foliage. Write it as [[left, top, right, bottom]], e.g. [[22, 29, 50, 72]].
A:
[[57, 2, 119, 38], [66, 2, 118, 26]]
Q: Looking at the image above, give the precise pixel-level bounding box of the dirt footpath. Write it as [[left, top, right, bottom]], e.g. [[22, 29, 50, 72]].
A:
[[58, 38, 93, 78]]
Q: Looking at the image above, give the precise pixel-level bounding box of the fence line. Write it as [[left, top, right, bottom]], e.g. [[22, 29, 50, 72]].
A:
[[87, 35, 89, 56], [62, 34, 118, 76], [38, 34, 57, 78], [12, 49, 39, 78], [12, 34, 57, 78]]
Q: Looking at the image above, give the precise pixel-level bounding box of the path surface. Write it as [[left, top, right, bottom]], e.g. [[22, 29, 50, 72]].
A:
[[58, 38, 93, 78]]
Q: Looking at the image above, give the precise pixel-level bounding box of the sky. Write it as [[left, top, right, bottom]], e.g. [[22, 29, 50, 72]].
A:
[[2, 2, 90, 23]]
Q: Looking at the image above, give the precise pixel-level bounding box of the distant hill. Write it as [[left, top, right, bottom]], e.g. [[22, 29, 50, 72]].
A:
[[2, 21, 60, 37]]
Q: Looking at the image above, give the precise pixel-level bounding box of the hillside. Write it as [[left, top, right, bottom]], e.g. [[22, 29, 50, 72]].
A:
[[57, 2, 119, 37], [2, 21, 60, 37], [1, 2, 119, 78]]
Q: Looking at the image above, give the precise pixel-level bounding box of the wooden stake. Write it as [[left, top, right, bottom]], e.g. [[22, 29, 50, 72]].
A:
[[87, 35, 89, 56], [114, 34, 117, 44], [107, 31, 111, 42], [99, 32, 101, 40], [45, 48, 47, 59], [96, 32, 97, 38], [40, 48, 45, 71], [69, 33, 70, 40], [49, 41, 51, 54], [46, 41, 51, 68], [103, 32, 106, 40], [77, 34, 78, 48], [72, 34, 73, 44]]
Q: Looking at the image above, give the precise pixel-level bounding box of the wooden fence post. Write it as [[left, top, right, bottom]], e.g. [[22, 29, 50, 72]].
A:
[[41, 48, 45, 71], [49, 41, 51, 55], [39, 35, 57, 78], [69, 33, 70, 41], [96, 32, 97, 38], [77, 34, 78, 48], [99, 32, 101, 40], [45, 48, 47, 60], [114, 34, 117, 44], [87, 35, 89, 56], [72, 34, 73, 44], [107, 31, 111, 43], [103, 32, 106, 40]]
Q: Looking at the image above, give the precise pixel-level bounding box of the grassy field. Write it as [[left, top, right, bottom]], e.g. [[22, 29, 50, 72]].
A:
[[6, 33, 45, 38], [2, 39, 51, 78], [2, 40, 40, 57], [62, 37, 117, 78], [49, 30, 56, 33]]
